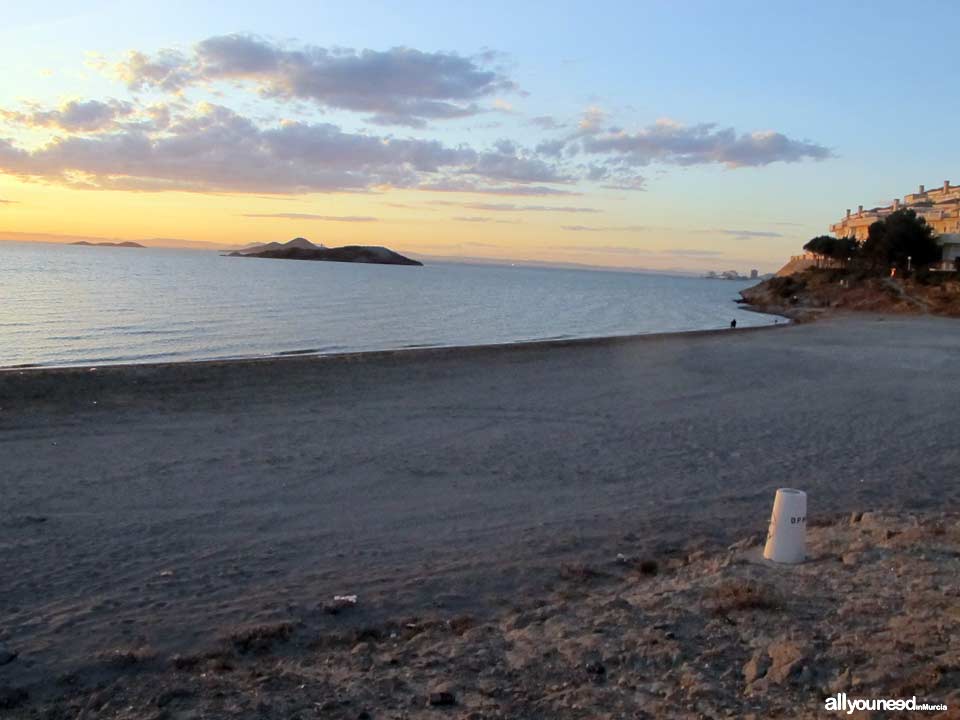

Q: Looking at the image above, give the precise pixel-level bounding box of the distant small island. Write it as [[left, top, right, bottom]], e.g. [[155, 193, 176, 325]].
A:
[[227, 237, 422, 266], [70, 241, 145, 248]]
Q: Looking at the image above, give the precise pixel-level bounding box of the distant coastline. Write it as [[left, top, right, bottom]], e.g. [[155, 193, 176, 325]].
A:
[[69, 241, 145, 248]]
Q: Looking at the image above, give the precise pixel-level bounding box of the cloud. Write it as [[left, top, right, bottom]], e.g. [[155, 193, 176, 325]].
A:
[[466, 139, 571, 183], [0, 99, 134, 133], [561, 224, 786, 241], [578, 118, 832, 168], [601, 176, 647, 191], [418, 178, 579, 196], [0, 198, 17, 204], [1, 41, 832, 200], [556, 244, 646, 253], [241, 213, 378, 222], [555, 245, 725, 257], [560, 224, 648, 232], [534, 138, 568, 158], [528, 115, 564, 130], [383, 202, 437, 210], [664, 248, 726, 257], [577, 106, 609, 134], [0, 103, 482, 193], [432, 201, 600, 213], [711, 228, 784, 239], [109, 48, 195, 93], [524, 114, 829, 190], [451, 215, 519, 224], [110, 35, 517, 127], [0, 101, 579, 196]]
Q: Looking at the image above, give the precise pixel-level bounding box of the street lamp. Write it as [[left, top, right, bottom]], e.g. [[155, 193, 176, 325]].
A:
[[907, 256, 912, 272]]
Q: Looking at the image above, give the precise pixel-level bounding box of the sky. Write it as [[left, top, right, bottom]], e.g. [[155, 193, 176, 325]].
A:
[[1, 0, 959, 273]]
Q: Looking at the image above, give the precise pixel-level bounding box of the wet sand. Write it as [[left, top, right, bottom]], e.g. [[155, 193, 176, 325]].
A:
[[2, 313, 960, 701]]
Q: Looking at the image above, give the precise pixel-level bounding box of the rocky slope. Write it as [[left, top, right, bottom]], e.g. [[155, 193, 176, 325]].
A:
[[3, 511, 957, 718], [739, 269, 960, 321], [233, 237, 324, 255]]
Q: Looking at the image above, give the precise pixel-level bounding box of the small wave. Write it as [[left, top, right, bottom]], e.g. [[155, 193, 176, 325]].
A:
[[119, 328, 185, 336], [277, 348, 321, 356], [276, 345, 348, 356]]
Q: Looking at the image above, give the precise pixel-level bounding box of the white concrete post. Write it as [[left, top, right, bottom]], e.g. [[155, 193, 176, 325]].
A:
[[763, 488, 807, 564]]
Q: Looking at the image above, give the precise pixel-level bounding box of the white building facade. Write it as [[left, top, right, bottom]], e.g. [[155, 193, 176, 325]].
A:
[[829, 180, 960, 265]]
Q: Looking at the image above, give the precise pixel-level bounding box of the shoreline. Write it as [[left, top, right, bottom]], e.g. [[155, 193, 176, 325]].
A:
[[4, 313, 960, 715], [1, 318, 789, 375]]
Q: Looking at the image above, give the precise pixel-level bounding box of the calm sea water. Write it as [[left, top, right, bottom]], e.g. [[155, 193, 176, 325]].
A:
[[0, 242, 775, 368]]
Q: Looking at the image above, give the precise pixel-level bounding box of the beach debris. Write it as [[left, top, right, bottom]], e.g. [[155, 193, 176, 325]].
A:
[[426, 682, 457, 706], [446, 615, 475, 635], [841, 551, 861, 566], [8, 515, 47, 529], [708, 579, 781, 613], [229, 622, 294, 654], [323, 594, 358, 615], [727, 535, 760, 552], [742, 649, 770, 684], [0, 648, 18, 667], [0, 686, 28, 710], [764, 639, 809, 684], [584, 660, 606, 677], [98, 648, 153, 668], [638, 559, 659, 576], [559, 562, 605, 582], [154, 687, 193, 708]]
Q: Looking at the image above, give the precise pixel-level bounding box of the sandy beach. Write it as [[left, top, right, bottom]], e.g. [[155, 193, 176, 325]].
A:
[[3, 314, 960, 716]]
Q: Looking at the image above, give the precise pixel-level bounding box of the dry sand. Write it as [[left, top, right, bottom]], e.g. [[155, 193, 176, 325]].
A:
[[2, 313, 960, 716]]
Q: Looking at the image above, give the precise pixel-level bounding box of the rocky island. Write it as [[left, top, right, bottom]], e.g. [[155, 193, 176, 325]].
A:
[[228, 237, 422, 266], [69, 241, 145, 248]]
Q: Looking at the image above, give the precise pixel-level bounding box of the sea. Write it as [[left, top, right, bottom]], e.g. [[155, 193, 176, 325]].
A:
[[0, 241, 776, 368]]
